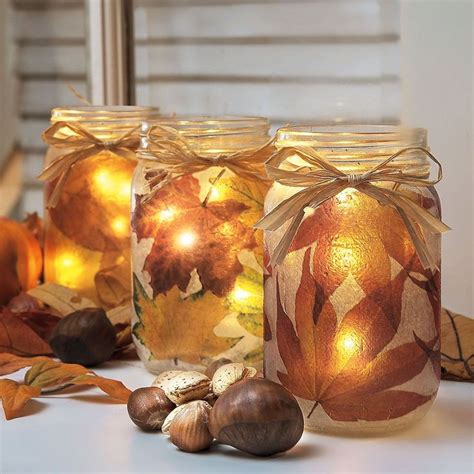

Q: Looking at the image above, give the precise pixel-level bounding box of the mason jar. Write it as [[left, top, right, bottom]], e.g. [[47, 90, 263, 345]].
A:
[[43, 106, 158, 309], [263, 126, 442, 435], [131, 116, 271, 373]]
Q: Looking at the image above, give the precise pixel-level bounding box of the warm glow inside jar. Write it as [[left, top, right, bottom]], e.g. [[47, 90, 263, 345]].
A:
[[43, 106, 158, 309], [263, 126, 441, 435], [131, 116, 271, 373]]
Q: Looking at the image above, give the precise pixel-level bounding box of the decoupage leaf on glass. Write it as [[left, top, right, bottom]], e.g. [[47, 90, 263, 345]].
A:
[[132, 175, 257, 297], [48, 152, 134, 252], [0, 308, 52, 356], [276, 248, 435, 422], [0, 379, 41, 420], [132, 274, 239, 365]]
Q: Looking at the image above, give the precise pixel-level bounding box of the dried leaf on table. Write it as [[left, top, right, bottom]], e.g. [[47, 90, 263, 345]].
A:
[[114, 324, 133, 349], [0, 379, 41, 420], [441, 308, 474, 382], [106, 304, 131, 326], [0, 353, 50, 376], [0, 358, 132, 420], [0, 308, 52, 356], [28, 282, 95, 316]]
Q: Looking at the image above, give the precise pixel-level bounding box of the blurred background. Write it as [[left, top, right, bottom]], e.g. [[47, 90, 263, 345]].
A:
[[0, 0, 472, 314]]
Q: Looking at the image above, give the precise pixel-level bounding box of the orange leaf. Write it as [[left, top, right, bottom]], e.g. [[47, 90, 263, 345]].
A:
[[0, 308, 52, 356], [0, 353, 51, 376], [68, 374, 131, 402], [24, 359, 90, 387], [0, 379, 41, 420]]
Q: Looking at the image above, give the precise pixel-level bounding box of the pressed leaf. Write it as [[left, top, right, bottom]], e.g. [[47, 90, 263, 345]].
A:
[[0, 353, 51, 376], [0, 308, 52, 356], [0, 379, 41, 420], [28, 283, 95, 316], [132, 174, 257, 297], [275, 249, 434, 422], [132, 274, 239, 365]]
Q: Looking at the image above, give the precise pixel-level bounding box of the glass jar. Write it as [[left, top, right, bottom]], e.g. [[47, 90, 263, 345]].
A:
[[131, 116, 271, 373], [43, 106, 158, 309], [263, 126, 442, 435]]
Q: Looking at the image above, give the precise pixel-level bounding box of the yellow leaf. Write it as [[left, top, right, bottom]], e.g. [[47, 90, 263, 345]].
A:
[[133, 275, 239, 365]]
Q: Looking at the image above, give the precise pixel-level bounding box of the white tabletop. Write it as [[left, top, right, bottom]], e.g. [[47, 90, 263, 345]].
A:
[[1, 360, 473, 474]]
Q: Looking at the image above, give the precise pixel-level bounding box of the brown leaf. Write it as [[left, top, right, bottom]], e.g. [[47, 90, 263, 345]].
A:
[[132, 174, 257, 297], [95, 259, 131, 309], [106, 304, 131, 326], [0, 353, 51, 376], [441, 308, 474, 382], [0, 308, 52, 356], [114, 323, 133, 348], [276, 248, 434, 422], [0, 379, 41, 420], [0, 358, 132, 419], [28, 283, 95, 316], [15, 311, 61, 342]]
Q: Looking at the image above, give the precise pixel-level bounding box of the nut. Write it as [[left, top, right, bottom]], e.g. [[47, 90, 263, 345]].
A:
[[169, 400, 213, 452], [49, 307, 116, 367], [160, 371, 211, 405], [211, 363, 257, 396], [209, 378, 304, 456], [204, 358, 233, 379], [152, 370, 185, 390], [127, 387, 175, 431]]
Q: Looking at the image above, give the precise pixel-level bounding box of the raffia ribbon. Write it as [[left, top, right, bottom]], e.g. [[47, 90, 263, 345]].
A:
[[255, 146, 451, 270], [39, 121, 140, 207], [140, 125, 274, 203]]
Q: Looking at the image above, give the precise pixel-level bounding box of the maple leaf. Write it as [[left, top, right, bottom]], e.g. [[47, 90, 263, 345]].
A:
[[132, 274, 239, 365], [0, 308, 53, 356], [276, 248, 435, 422], [132, 174, 258, 297], [48, 152, 134, 253]]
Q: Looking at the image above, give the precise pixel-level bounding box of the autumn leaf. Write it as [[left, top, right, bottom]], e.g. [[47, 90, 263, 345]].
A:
[[0, 308, 52, 356], [0, 379, 41, 420], [28, 282, 96, 316], [440, 308, 474, 382], [132, 274, 239, 365], [47, 152, 134, 252], [0, 358, 132, 420], [0, 353, 51, 376], [276, 247, 436, 422], [132, 174, 258, 297]]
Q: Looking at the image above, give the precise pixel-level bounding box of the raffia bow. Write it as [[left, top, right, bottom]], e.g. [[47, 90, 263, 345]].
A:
[[255, 146, 450, 270], [140, 125, 274, 203], [39, 121, 140, 207]]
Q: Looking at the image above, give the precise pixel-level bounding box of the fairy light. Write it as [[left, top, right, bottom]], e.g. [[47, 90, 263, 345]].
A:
[[158, 208, 176, 222], [233, 287, 251, 302], [337, 330, 361, 357], [55, 253, 82, 288], [111, 216, 129, 236], [92, 168, 130, 204], [176, 231, 197, 248]]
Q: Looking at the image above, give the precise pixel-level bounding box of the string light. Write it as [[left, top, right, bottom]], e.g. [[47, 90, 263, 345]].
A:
[[176, 231, 197, 248], [233, 287, 251, 301], [92, 168, 130, 204], [158, 208, 176, 222], [111, 216, 129, 236], [337, 330, 361, 357], [55, 253, 82, 288]]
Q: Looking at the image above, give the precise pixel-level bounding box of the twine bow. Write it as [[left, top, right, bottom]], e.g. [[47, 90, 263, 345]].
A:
[[39, 121, 140, 207], [140, 125, 274, 202], [255, 146, 451, 270]]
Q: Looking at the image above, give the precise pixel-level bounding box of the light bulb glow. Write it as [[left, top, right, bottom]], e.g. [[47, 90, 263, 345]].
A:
[[233, 287, 251, 301], [158, 208, 176, 222], [92, 168, 130, 204], [337, 330, 361, 357], [176, 231, 197, 248], [55, 253, 83, 288], [111, 216, 128, 236]]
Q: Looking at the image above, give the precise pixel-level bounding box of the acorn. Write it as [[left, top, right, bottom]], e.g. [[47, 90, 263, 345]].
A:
[[209, 378, 304, 456], [49, 307, 116, 367]]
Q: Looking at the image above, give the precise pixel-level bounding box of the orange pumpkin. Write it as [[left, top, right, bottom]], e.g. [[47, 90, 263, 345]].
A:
[[0, 218, 43, 305]]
